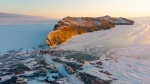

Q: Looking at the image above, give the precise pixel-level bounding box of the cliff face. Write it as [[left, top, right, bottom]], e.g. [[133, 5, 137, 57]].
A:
[[46, 16, 134, 47]]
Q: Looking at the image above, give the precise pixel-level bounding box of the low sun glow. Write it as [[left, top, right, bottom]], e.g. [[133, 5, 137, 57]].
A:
[[134, 0, 150, 9]]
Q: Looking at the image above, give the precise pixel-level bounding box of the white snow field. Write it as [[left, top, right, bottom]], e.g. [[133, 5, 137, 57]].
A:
[[56, 18, 150, 84], [0, 18, 57, 54]]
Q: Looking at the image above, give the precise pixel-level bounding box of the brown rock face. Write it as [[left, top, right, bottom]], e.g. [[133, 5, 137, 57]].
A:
[[46, 16, 134, 47], [46, 17, 115, 47]]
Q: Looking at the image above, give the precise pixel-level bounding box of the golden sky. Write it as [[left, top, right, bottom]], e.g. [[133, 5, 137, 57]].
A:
[[0, 0, 150, 18]]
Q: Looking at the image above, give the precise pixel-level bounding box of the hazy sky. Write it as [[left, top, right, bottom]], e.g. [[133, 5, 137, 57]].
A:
[[0, 0, 150, 18]]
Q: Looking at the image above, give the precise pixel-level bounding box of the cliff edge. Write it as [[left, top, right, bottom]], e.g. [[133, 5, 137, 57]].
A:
[[46, 16, 134, 47]]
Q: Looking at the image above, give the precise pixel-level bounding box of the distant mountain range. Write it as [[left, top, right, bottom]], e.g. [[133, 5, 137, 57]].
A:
[[0, 12, 59, 25], [0, 12, 43, 18]]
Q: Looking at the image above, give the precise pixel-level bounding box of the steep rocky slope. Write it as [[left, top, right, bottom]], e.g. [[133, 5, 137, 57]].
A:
[[46, 16, 134, 47]]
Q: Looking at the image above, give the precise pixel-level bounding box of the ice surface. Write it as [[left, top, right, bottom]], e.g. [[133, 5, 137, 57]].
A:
[[44, 54, 83, 84], [0, 20, 55, 54], [1, 17, 150, 83], [28, 80, 47, 84], [1, 75, 12, 81], [56, 18, 150, 83]]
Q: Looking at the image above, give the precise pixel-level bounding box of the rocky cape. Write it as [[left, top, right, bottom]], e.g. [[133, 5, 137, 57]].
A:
[[46, 16, 134, 47]]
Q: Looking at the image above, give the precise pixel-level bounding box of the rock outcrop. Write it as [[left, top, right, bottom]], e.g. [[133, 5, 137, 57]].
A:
[[46, 17, 115, 47], [46, 16, 134, 47], [100, 15, 134, 25]]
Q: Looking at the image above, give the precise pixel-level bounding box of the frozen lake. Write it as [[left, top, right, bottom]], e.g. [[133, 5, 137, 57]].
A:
[[0, 23, 55, 54], [57, 19, 150, 84]]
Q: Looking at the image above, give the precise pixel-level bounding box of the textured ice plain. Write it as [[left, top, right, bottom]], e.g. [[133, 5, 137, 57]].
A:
[[56, 19, 150, 84]]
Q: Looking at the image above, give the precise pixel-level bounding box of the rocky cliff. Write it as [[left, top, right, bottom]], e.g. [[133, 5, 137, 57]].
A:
[[46, 16, 134, 47]]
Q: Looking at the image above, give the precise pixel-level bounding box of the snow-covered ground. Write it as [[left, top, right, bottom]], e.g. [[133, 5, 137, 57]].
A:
[[56, 19, 150, 84], [0, 19, 56, 54]]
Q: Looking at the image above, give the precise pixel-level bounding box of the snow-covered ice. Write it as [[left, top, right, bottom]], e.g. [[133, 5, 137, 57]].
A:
[[1, 17, 150, 83], [44, 54, 83, 84], [56, 18, 150, 83]]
